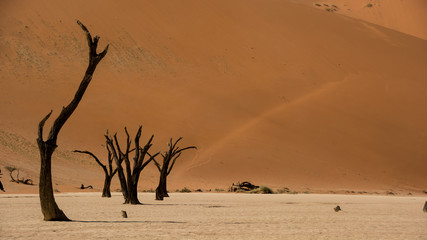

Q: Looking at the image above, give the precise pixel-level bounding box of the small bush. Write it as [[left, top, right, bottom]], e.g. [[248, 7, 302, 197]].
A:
[[366, 3, 373, 7], [277, 187, 290, 194], [179, 187, 192, 193], [214, 188, 225, 192], [250, 186, 274, 194]]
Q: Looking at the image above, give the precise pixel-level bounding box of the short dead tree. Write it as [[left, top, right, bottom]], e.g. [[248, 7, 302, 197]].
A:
[[74, 142, 118, 197], [5, 166, 34, 185], [80, 184, 93, 189], [334, 205, 342, 212], [153, 138, 196, 200], [105, 126, 159, 204], [230, 181, 259, 192], [37, 20, 108, 221], [121, 210, 128, 218]]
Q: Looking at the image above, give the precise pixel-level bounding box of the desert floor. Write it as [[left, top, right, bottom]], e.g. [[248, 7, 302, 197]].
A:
[[0, 192, 426, 239]]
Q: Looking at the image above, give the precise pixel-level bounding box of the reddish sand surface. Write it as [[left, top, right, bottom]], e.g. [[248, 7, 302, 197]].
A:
[[0, 0, 427, 194], [295, 0, 427, 40]]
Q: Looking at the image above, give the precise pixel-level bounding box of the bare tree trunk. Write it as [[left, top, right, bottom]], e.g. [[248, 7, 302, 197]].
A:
[[38, 140, 69, 221], [37, 20, 108, 221], [128, 183, 140, 204], [102, 176, 112, 198], [115, 164, 129, 202], [155, 171, 169, 200]]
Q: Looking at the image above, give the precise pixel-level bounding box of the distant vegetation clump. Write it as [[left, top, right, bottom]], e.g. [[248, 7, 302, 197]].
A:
[[277, 187, 291, 194], [250, 186, 274, 194], [178, 187, 192, 193], [366, 3, 373, 8]]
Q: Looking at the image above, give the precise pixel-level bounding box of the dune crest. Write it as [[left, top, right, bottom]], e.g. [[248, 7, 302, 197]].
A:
[[295, 0, 427, 40]]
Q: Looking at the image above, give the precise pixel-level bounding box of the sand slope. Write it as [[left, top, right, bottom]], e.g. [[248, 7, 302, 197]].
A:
[[296, 0, 427, 40], [0, 0, 427, 193]]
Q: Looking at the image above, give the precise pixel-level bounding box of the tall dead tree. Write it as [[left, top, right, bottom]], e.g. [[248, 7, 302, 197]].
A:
[[37, 20, 108, 221], [105, 126, 159, 204], [74, 141, 117, 197], [153, 138, 196, 200]]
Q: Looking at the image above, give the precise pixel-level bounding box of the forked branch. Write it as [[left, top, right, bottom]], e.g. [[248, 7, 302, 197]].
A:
[[46, 21, 109, 143]]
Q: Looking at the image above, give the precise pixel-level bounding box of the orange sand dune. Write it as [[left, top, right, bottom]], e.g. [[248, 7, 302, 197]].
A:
[[0, 0, 426, 194], [294, 0, 427, 40]]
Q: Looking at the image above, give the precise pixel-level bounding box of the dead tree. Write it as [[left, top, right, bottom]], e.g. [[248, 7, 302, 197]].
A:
[[74, 144, 117, 197], [230, 181, 259, 192], [153, 138, 196, 200], [5, 166, 34, 185], [105, 126, 159, 204], [0, 169, 4, 192], [5, 166, 18, 182], [37, 20, 108, 221]]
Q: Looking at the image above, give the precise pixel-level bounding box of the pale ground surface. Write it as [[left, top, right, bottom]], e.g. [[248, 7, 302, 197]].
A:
[[0, 192, 426, 240]]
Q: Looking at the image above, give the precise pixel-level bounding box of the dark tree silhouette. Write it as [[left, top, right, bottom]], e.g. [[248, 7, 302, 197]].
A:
[[5, 166, 33, 185], [153, 138, 196, 200], [74, 141, 117, 197], [0, 169, 5, 192], [37, 20, 108, 221], [105, 126, 159, 204]]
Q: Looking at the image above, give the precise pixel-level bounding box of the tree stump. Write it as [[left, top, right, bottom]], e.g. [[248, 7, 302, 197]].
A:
[[121, 210, 128, 218], [334, 205, 341, 212], [423, 201, 427, 212]]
